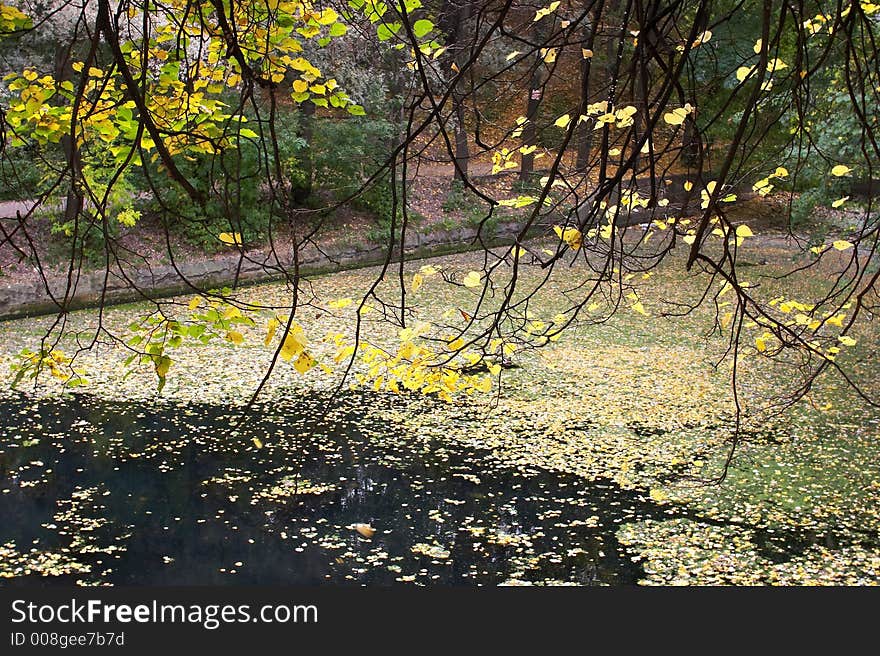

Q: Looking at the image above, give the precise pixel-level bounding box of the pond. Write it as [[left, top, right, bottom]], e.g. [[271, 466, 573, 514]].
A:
[[0, 392, 677, 586]]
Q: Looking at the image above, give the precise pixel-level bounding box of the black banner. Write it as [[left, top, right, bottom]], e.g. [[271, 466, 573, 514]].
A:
[[0, 586, 871, 652]]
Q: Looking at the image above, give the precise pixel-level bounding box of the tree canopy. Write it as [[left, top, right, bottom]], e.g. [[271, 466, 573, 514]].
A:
[[1, 0, 878, 463]]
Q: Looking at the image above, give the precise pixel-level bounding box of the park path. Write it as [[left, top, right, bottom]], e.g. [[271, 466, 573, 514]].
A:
[[0, 199, 41, 218]]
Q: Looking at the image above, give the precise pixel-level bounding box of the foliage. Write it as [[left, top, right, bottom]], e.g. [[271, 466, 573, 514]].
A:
[[2, 0, 880, 460]]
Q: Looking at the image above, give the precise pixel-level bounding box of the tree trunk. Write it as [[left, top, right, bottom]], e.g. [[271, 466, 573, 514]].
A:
[[520, 18, 550, 182], [439, 0, 472, 182], [576, 9, 599, 171], [293, 100, 314, 205], [55, 45, 83, 227], [682, 6, 709, 167], [519, 65, 544, 182]]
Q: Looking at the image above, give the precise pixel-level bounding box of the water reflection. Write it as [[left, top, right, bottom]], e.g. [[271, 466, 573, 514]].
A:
[[0, 392, 658, 586]]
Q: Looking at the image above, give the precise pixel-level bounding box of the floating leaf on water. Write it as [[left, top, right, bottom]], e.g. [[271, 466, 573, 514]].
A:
[[354, 523, 376, 539]]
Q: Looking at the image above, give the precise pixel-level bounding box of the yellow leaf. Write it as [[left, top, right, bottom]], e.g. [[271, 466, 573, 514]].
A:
[[692, 30, 712, 46], [649, 489, 669, 503], [663, 111, 686, 126], [832, 239, 853, 251], [534, 1, 561, 21], [632, 301, 648, 316], [354, 523, 375, 539], [252, 437, 263, 449], [188, 297, 202, 311], [683, 181, 693, 192], [582, 48, 593, 59], [541, 47, 557, 63], [294, 351, 316, 374], [735, 225, 754, 238], [554, 113, 571, 129], [292, 79, 309, 93], [736, 66, 753, 82], [280, 326, 306, 361], [838, 335, 857, 346], [447, 337, 465, 351], [831, 164, 852, 177], [328, 297, 353, 309], [219, 232, 243, 246], [412, 272, 424, 292], [553, 225, 583, 250], [463, 271, 482, 288], [265, 317, 279, 347], [831, 196, 849, 208], [226, 330, 244, 345]]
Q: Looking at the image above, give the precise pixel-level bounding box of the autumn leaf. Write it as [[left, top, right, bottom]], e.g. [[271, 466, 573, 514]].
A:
[[264, 317, 279, 347], [553, 225, 583, 250], [293, 351, 316, 374], [649, 489, 669, 503], [218, 232, 243, 246], [534, 1, 561, 21], [354, 523, 375, 538], [280, 326, 306, 361], [463, 271, 482, 288], [554, 113, 571, 129]]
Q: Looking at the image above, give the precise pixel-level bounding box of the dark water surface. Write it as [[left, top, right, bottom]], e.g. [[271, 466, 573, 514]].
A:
[[0, 392, 669, 585]]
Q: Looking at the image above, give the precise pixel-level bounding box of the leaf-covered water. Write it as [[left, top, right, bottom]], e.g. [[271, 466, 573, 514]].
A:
[[0, 392, 671, 586], [2, 246, 879, 585]]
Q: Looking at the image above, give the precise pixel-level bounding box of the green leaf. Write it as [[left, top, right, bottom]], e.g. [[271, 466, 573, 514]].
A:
[[376, 22, 400, 41], [347, 104, 366, 116], [412, 19, 433, 38], [187, 324, 206, 339], [329, 22, 347, 37]]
